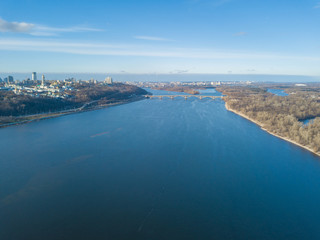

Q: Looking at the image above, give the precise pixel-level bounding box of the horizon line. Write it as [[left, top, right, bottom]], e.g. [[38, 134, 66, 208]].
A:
[[0, 72, 320, 78]]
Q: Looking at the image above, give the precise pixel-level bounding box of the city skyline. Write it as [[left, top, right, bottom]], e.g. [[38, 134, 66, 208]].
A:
[[0, 0, 320, 76]]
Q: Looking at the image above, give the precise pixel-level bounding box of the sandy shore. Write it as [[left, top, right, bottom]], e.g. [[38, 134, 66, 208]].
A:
[[225, 102, 320, 158]]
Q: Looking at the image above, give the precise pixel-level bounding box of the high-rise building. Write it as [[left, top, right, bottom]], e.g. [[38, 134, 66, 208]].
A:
[[7, 76, 14, 83], [104, 77, 113, 85], [32, 72, 37, 81]]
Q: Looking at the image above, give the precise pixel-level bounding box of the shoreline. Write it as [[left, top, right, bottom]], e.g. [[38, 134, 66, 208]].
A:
[[0, 96, 145, 129], [225, 102, 320, 158], [2, 95, 319, 158]]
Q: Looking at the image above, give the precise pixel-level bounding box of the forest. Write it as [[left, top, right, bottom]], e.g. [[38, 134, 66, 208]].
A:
[[152, 86, 200, 95], [217, 85, 320, 154]]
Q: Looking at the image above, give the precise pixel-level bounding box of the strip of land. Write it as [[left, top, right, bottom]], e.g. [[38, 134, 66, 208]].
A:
[[0, 96, 145, 128], [218, 84, 320, 158], [150, 86, 201, 95], [225, 102, 320, 157], [0, 81, 148, 128]]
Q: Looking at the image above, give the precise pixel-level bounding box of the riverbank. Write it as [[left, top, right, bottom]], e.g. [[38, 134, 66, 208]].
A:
[[225, 102, 320, 158], [0, 96, 145, 129]]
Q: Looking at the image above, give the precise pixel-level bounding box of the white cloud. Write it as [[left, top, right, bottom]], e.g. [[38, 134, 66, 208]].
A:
[[0, 18, 34, 33], [170, 69, 190, 74], [134, 36, 173, 41], [234, 32, 247, 36], [0, 38, 319, 63], [32, 26, 103, 36], [0, 17, 103, 36], [314, 2, 320, 8]]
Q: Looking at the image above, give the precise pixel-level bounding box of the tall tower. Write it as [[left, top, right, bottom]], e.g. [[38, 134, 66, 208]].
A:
[[32, 72, 37, 81], [42, 75, 45, 86]]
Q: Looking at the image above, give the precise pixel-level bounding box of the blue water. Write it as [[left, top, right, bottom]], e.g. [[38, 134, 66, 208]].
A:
[[302, 118, 317, 125], [1, 89, 320, 240], [267, 89, 289, 96], [303, 119, 312, 125]]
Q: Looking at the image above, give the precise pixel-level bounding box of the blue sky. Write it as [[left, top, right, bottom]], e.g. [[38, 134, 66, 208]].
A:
[[0, 0, 319, 75]]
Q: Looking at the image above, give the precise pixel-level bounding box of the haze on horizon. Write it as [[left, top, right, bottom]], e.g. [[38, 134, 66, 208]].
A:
[[0, 0, 319, 76]]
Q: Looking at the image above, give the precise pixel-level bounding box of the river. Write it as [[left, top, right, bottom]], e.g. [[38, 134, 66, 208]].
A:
[[1, 89, 320, 240]]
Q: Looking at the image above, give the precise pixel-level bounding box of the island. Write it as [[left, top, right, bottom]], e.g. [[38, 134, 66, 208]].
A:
[[217, 84, 320, 156], [152, 86, 200, 95], [128, 81, 208, 95]]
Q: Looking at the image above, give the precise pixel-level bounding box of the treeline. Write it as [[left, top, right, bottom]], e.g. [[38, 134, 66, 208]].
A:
[[153, 86, 200, 95], [218, 86, 320, 153], [0, 83, 147, 117], [72, 83, 147, 103], [0, 92, 76, 116]]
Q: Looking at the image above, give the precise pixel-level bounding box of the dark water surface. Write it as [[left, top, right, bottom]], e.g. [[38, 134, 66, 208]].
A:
[[1, 89, 320, 240]]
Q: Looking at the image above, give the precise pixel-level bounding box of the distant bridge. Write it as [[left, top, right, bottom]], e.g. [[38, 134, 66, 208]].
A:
[[145, 95, 222, 100]]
